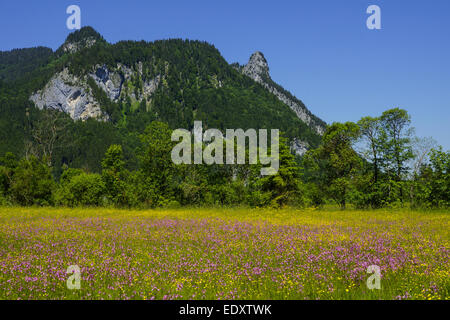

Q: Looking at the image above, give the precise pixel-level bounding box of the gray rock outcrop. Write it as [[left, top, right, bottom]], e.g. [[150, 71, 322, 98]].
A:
[[241, 52, 325, 136], [61, 37, 98, 54], [30, 62, 162, 121], [30, 69, 107, 121], [291, 138, 309, 156], [89, 65, 124, 102], [242, 51, 270, 83]]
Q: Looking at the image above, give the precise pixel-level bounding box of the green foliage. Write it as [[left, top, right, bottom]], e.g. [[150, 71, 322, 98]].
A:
[[10, 156, 54, 206], [122, 170, 153, 208], [0, 33, 322, 184], [303, 182, 325, 208], [411, 148, 450, 208], [55, 171, 105, 207], [261, 136, 303, 208], [139, 122, 177, 207], [353, 109, 415, 208], [101, 145, 129, 207], [206, 182, 247, 206], [177, 164, 210, 206], [59, 167, 84, 185], [0, 152, 17, 197], [427, 148, 450, 207], [246, 190, 272, 208], [61, 27, 105, 48], [0, 47, 54, 82], [380, 108, 414, 181], [304, 122, 361, 209]]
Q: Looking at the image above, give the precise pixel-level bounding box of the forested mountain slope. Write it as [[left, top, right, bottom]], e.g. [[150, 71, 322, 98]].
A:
[[0, 27, 326, 176]]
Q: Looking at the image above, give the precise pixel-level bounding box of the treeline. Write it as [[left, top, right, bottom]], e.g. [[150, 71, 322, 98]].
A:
[[0, 108, 448, 209], [302, 108, 449, 209], [0, 121, 302, 208], [0, 47, 54, 82]]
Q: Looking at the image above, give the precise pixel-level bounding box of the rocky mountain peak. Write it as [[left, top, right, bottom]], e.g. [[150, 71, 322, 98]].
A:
[[242, 51, 270, 82], [240, 51, 326, 139], [59, 27, 105, 54]]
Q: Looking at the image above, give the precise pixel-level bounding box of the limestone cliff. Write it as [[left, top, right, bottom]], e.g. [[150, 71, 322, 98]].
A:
[[240, 52, 326, 136], [30, 69, 107, 121]]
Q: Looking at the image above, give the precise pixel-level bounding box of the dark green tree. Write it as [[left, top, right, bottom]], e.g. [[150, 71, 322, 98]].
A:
[[261, 136, 302, 208], [139, 121, 177, 207], [305, 122, 361, 209], [10, 156, 54, 206], [102, 145, 128, 207], [380, 108, 414, 181], [379, 108, 414, 204]]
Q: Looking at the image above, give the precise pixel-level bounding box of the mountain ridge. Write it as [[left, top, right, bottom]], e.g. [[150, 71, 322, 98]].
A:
[[0, 27, 326, 175], [237, 51, 326, 136], [36, 28, 327, 131]]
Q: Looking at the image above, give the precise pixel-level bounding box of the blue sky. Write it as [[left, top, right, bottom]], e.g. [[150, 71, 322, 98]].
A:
[[1, 0, 449, 149]]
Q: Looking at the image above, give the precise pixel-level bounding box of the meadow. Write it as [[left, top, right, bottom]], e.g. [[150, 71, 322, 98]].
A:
[[0, 207, 448, 300]]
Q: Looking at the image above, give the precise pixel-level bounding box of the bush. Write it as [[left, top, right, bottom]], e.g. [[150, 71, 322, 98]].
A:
[[285, 182, 309, 208], [59, 168, 84, 185], [179, 181, 206, 206], [247, 190, 272, 208], [0, 193, 9, 206], [122, 170, 153, 208], [0, 166, 9, 196], [10, 156, 54, 206], [0, 153, 17, 202], [55, 172, 105, 207], [303, 183, 325, 208]]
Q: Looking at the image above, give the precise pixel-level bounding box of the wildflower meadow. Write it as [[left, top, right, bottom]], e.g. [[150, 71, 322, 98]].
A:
[[0, 207, 448, 300]]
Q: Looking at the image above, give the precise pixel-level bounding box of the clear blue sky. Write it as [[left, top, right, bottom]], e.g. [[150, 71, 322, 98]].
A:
[[1, 0, 449, 149]]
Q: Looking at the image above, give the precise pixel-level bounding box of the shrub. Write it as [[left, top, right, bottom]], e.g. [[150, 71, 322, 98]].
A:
[[0, 166, 9, 196], [55, 172, 105, 207], [304, 183, 325, 208], [59, 168, 84, 185], [10, 156, 54, 206], [247, 190, 272, 208], [0, 153, 18, 200], [0, 193, 8, 206], [122, 170, 153, 208]]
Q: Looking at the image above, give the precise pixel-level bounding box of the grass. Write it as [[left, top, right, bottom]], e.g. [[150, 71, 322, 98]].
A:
[[0, 207, 448, 300]]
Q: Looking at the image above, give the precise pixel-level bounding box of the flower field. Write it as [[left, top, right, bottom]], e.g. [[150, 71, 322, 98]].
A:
[[0, 207, 448, 300]]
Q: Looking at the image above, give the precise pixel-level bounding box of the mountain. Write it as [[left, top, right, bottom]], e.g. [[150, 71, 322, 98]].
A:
[[57, 26, 106, 54], [0, 27, 326, 175], [239, 52, 325, 136], [234, 52, 326, 154], [0, 47, 54, 82]]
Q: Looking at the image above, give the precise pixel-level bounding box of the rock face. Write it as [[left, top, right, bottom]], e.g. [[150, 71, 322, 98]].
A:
[[61, 37, 98, 54], [142, 76, 161, 99], [30, 63, 162, 121], [242, 51, 270, 83], [89, 63, 161, 102], [241, 52, 326, 136], [290, 138, 309, 156], [89, 65, 124, 102], [30, 69, 107, 121]]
